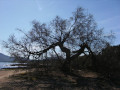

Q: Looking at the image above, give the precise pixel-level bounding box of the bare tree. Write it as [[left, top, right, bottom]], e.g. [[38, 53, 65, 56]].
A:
[[3, 7, 113, 72]]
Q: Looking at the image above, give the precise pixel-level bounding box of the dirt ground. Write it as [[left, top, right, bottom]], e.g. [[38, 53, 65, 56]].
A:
[[0, 70, 24, 84], [0, 69, 119, 90]]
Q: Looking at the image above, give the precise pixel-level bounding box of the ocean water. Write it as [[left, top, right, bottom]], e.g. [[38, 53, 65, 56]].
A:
[[0, 62, 19, 69]]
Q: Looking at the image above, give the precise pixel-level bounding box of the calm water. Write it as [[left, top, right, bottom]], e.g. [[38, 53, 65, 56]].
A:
[[0, 62, 19, 69]]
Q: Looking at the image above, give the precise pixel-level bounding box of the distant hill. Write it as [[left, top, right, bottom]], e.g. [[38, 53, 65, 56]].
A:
[[0, 53, 14, 62]]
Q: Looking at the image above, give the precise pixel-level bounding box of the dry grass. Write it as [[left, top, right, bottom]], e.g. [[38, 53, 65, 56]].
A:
[[0, 69, 120, 90]]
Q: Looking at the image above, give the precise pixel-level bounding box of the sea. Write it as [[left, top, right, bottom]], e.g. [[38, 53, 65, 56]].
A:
[[0, 62, 19, 69]]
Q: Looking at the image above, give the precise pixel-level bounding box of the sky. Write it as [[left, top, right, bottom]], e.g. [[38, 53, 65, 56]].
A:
[[0, 0, 120, 55]]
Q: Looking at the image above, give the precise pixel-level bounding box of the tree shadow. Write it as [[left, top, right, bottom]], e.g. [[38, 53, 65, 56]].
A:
[[0, 70, 120, 90]]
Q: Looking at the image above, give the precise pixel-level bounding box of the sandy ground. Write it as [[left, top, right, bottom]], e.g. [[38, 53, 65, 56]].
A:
[[0, 69, 25, 86], [0, 69, 119, 90], [0, 70, 14, 84], [0, 69, 98, 89]]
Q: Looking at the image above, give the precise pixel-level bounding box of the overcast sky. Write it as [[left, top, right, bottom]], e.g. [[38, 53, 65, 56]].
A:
[[0, 0, 120, 55]]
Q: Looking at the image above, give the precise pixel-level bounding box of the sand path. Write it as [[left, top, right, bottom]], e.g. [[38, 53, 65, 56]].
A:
[[0, 70, 25, 85]]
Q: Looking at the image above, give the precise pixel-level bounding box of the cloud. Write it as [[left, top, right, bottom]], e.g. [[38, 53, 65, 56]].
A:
[[35, 0, 42, 11]]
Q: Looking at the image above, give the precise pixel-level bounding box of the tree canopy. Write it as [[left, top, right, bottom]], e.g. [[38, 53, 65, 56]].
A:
[[4, 7, 113, 72]]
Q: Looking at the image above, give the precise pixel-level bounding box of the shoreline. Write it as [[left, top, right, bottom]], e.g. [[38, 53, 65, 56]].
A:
[[0, 62, 27, 70]]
